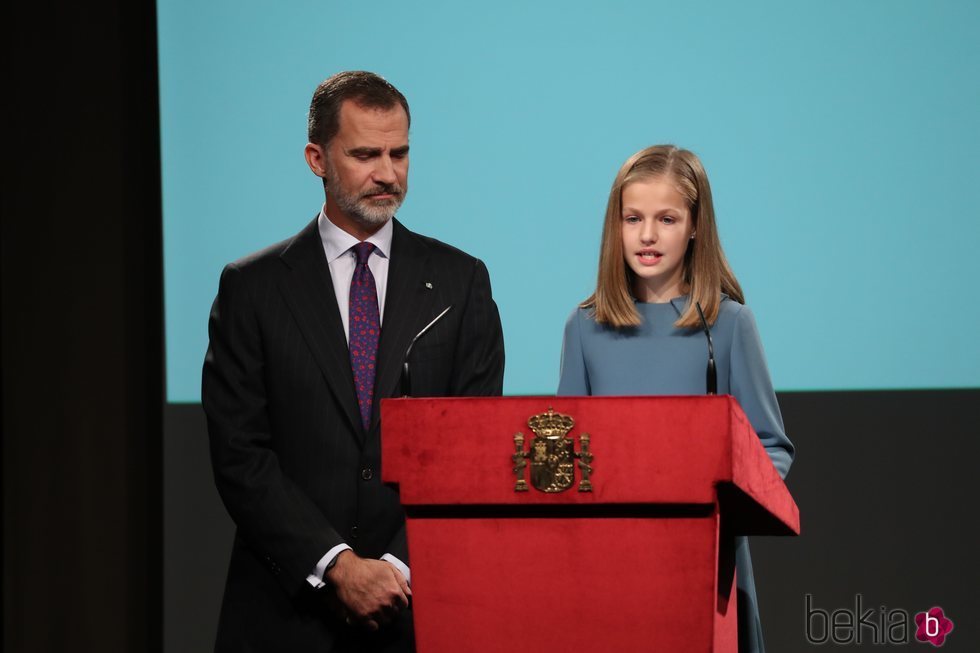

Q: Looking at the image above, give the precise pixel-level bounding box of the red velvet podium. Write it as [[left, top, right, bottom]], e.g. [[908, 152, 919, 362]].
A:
[[381, 396, 799, 652]]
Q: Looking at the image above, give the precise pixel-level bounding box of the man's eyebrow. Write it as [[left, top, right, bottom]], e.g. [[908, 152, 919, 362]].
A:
[[346, 146, 382, 157], [344, 145, 410, 157]]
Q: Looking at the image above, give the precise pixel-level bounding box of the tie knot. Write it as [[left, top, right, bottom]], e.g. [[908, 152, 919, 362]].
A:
[[352, 242, 375, 266]]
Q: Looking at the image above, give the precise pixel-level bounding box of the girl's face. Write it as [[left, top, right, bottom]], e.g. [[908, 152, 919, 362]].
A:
[[620, 176, 694, 303]]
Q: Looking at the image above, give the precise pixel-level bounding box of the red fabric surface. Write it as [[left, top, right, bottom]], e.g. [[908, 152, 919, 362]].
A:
[[380, 396, 798, 651], [381, 396, 799, 535], [728, 406, 801, 534], [409, 516, 729, 652]]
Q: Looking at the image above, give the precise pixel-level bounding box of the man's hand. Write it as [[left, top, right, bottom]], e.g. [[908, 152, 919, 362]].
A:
[[326, 551, 411, 630]]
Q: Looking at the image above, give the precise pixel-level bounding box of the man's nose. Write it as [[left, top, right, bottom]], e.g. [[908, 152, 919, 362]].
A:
[[372, 155, 397, 185]]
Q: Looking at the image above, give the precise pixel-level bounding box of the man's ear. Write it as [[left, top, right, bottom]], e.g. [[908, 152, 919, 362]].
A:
[[304, 142, 327, 178]]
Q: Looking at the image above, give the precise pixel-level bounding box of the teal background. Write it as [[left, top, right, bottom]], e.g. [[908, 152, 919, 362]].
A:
[[159, 0, 980, 402]]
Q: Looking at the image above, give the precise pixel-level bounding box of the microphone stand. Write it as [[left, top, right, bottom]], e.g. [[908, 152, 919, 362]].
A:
[[695, 302, 717, 395], [400, 305, 453, 397]]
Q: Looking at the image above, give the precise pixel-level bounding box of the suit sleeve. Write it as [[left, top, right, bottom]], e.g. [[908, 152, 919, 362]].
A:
[[557, 308, 591, 396], [729, 305, 795, 479], [202, 263, 344, 596], [447, 258, 505, 396]]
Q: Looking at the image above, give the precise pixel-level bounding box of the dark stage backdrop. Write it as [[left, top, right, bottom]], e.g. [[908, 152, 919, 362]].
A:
[[164, 390, 979, 652], [3, 1, 163, 652]]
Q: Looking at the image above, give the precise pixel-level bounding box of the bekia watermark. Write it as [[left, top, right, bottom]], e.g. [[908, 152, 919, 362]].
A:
[[805, 594, 954, 647], [914, 607, 955, 647]]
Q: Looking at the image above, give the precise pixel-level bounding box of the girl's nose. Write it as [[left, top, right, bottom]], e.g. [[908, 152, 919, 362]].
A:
[[640, 220, 657, 243]]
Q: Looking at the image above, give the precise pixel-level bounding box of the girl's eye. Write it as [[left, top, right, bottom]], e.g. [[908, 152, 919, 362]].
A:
[[624, 215, 641, 224], [661, 216, 675, 225]]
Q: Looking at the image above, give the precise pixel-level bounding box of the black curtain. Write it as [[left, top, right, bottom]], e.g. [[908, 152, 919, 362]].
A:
[[2, 1, 162, 651]]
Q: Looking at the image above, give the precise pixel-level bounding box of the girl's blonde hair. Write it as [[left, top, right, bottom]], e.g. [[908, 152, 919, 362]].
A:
[[583, 144, 744, 328]]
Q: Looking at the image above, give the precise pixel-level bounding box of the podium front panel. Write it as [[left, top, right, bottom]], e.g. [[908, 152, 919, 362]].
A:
[[408, 513, 733, 652]]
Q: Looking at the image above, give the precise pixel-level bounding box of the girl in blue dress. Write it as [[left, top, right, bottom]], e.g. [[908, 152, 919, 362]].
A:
[[558, 144, 794, 653]]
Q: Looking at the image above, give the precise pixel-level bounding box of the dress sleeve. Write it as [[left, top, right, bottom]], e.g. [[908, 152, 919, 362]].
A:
[[729, 305, 795, 479], [557, 309, 591, 396]]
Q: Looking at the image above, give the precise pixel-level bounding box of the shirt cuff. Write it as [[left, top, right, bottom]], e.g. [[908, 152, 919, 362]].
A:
[[305, 543, 352, 589], [381, 553, 411, 585]]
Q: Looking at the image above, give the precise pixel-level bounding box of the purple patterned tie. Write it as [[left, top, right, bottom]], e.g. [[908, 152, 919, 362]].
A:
[[348, 242, 380, 431]]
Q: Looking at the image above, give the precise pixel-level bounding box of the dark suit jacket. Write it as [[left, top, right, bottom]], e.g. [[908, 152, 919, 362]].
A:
[[202, 217, 505, 651]]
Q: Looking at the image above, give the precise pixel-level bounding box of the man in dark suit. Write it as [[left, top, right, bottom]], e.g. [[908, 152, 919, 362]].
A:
[[202, 71, 505, 652]]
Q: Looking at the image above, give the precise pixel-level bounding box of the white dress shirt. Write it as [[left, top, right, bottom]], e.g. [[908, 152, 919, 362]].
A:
[[318, 208, 392, 338], [306, 208, 410, 589]]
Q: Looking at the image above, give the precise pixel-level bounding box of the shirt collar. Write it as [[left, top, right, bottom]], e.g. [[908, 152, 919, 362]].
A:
[[317, 205, 393, 262]]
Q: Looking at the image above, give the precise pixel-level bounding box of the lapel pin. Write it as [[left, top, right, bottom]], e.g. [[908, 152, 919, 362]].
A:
[[425, 282, 433, 289]]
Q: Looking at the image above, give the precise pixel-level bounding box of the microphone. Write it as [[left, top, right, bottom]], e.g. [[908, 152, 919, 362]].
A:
[[695, 302, 717, 395], [400, 305, 453, 397]]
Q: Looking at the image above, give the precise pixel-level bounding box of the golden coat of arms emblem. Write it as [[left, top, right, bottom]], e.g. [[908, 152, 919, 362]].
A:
[[512, 408, 593, 493]]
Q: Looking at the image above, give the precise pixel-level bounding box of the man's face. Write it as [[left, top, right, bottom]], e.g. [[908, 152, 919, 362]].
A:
[[318, 100, 409, 235]]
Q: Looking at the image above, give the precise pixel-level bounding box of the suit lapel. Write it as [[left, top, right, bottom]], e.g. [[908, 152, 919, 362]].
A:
[[277, 218, 363, 439], [370, 220, 434, 431]]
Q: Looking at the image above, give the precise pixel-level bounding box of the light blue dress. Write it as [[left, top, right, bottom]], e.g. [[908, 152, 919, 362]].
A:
[[557, 295, 795, 653]]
